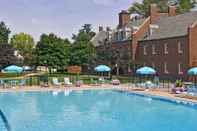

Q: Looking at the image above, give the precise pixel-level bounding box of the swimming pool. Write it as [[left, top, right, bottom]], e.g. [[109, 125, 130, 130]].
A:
[[0, 90, 197, 131]]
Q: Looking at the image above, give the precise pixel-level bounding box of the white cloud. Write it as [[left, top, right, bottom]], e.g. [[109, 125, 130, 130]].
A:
[[31, 18, 40, 25], [92, 0, 142, 6], [92, 0, 118, 6]]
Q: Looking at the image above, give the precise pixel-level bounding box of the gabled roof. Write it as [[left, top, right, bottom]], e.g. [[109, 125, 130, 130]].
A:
[[91, 31, 108, 47], [143, 11, 197, 40]]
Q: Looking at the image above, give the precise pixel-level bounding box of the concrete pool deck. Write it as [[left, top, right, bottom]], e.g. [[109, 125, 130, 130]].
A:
[[0, 84, 197, 104]]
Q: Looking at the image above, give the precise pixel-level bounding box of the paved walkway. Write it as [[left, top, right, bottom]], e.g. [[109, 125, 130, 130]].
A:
[[0, 84, 197, 103]]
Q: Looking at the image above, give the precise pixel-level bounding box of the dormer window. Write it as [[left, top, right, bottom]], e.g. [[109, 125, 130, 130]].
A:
[[152, 45, 156, 55], [164, 43, 168, 54], [143, 45, 147, 55], [149, 24, 159, 35], [178, 42, 183, 54]]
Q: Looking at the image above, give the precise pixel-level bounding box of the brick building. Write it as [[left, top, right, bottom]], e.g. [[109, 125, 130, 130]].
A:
[[92, 4, 197, 78]]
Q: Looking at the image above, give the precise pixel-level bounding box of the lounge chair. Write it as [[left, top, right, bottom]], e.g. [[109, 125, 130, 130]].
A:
[[64, 77, 72, 87], [52, 78, 61, 87], [0, 80, 4, 88], [111, 79, 120, 85], [171, 87, 187, 94], [75, 80, 83, 87], [19, 79, 26, 88], [40, 76, 49, 88]]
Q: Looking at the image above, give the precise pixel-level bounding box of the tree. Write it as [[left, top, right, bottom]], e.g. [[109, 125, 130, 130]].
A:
[[69, 24, 96, 67], [177, 0, 195, 13], [10, 33, 35, 65], [0, 21, 11, 44], [35, 33, 70, 73], [0, 44, 19, 69], [128, 0, 195, 16]]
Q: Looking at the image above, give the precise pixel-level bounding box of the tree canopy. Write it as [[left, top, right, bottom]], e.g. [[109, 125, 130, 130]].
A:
[[69, 24, 96, 67], [128, 0, 196, 16], [35, 33, 70, 72], [0, 44, 18, 69], [0, 21, 11, 44], [10, 33, 35, 65]]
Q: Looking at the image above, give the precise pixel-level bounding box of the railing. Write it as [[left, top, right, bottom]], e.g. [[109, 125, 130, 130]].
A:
[[0, 109, 11, 131]]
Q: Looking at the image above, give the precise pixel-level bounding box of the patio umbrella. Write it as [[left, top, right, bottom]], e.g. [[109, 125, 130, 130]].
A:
[[23, 66, 32, 71], [94, 65, 111, 72], [188, 67, 197, 86], [2, 65, 23, 73], [136, 66, 156, 75], [188, 67, 197, 76]]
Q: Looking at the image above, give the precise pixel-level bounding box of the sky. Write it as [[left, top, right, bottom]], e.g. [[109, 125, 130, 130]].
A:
[[0, 0, 140, 41]]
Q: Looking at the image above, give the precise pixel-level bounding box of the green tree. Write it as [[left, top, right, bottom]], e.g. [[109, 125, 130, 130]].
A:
[[128, 0, 195, 16], [0, 44, 19, 69], [10, 33, 35, 65], [0, 21, 11, 44], [35, 33, 70, 73], [69, 24, 96, 67], [177, 0, 195, 13]]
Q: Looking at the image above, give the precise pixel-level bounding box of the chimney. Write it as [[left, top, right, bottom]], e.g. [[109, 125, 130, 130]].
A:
[[106, 27, 111, 32], [119, 10, 130, 27], [168, 6, 176, 16], [99, 26, 103, 32], [149, 4, 159, 23]]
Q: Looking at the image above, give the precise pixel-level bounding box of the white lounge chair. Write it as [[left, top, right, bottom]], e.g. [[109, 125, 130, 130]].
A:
[[52, 78, 61, 87], [64, 77, 72, 87]]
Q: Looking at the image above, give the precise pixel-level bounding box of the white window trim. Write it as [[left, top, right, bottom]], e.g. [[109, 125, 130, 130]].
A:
[[178, 42, 183, 54], [164, 43, 168, 54], [152, 62, 155, 69], [143, 45, 147, 55], [164, 62, 169, 74], [152, 45, 156, 55], [178, 63, 183, 75]]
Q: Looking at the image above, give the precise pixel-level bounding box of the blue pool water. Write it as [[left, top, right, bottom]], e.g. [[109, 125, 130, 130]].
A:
[[0, 90, 197, 131]]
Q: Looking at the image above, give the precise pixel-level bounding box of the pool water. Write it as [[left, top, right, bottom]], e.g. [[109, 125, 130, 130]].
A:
[[0, 90, 197, 131]]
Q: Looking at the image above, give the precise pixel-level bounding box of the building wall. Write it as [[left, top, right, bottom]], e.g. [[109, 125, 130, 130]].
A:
[[188, 21, 197, 67], [136, 36, 189, 77], [96, 40, 131, 75]]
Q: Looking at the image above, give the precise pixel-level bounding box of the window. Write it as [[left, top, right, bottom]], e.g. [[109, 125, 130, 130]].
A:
[[152, 62, 155, 68], [143, 45, 147, 55], [178, 42, 183, 54], [178, 63, 183, 74], [164, 43, 168, 54], [152, 45, 156, 55], [164, 62, 169, 74]]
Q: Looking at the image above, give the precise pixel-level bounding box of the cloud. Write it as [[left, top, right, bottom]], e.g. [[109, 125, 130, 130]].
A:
[[31, 18, 40, 25], [92, 0, 119, 6]]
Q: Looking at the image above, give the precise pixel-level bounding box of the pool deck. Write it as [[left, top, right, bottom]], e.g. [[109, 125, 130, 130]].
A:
[[0, 84, 197, 104]]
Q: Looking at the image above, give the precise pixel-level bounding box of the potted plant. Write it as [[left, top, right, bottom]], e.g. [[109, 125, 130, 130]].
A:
[[175, 80, 183, 88]]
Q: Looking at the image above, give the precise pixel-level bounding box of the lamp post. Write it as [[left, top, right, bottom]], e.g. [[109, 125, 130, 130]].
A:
[[115, 63, 119, 76]]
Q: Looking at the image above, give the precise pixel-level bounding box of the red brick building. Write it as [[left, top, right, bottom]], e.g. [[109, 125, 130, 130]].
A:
[[93, 4, 197, 78]]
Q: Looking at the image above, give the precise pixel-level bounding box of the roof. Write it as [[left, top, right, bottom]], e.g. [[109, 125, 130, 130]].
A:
[[117, 17, 146, 29], [142, 11, 197, 40], [91, 31, 108, 47]]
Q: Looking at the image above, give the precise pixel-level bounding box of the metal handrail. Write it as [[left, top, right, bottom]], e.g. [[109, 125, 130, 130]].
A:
[[0, 109, 11, 131]]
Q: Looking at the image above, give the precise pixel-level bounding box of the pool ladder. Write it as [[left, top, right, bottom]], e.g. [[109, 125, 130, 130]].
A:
[[0, 109, 11, 131]]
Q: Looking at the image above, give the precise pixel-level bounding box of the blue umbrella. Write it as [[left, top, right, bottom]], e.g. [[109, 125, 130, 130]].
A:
[[95, 65, 111, 72], [188, 67, 197, 75], [2, 65, 23, 73], [136, 66, 156, 75]]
